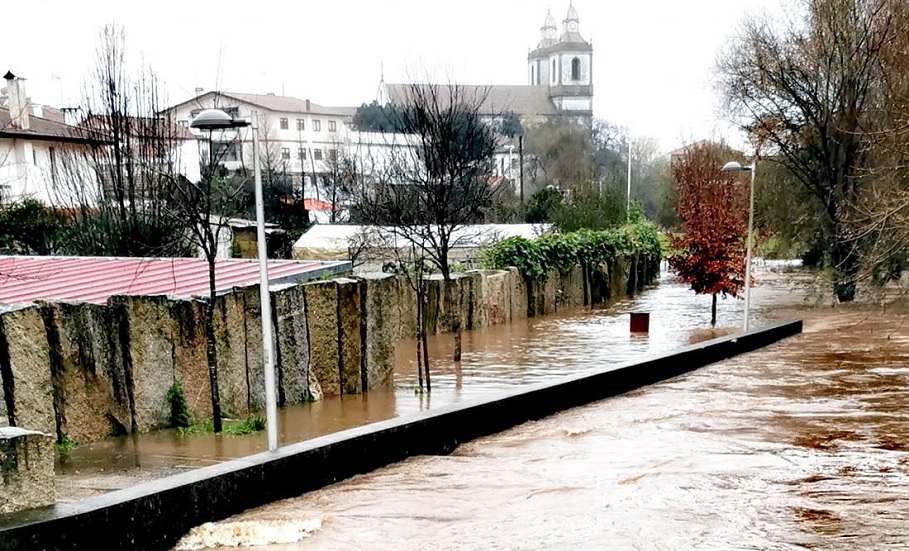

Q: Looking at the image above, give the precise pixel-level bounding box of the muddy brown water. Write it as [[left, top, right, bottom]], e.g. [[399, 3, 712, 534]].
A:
[[57, 266, 809, 492], [170, 270, 909, 550]]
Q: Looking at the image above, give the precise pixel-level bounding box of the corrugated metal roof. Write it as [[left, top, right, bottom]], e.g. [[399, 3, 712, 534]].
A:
[[0, 256, 350, 306]]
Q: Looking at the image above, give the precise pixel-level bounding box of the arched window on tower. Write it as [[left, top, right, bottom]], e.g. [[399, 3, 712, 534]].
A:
[[571, 57, 581, 81], [531, 65, 536, 85]]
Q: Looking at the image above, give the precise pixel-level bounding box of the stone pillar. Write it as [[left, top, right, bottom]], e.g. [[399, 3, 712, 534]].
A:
[[461, 271, 484, 331], [169, 299, 211, 423], [272, 284, 316, 404], [508, 268, 528, 322], [336, 278, 363, 395], [242, 286, 266, 411], [114, 295, 177, 432], [0, 427, 55, 514], [0, 306, 55, 436], [38, 302, 121, 444], [360, 273, 396, 388], [215, 289, 253, 417], [303, 280, 340, 397]]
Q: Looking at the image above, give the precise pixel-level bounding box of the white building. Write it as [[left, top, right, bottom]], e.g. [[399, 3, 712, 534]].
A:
[[163, 91, 357, 198], [0, 71, 107, 206]]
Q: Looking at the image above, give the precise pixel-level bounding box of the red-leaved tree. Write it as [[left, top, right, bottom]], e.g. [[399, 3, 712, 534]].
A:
[[668, 142, 748, 326]]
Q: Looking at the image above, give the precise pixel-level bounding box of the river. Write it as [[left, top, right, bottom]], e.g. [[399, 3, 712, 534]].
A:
[[172, 267, 909, 550]]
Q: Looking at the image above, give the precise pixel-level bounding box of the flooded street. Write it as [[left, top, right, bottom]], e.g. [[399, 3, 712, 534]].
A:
[[174, 270, 909, 550], [57, 266, 809, 492]]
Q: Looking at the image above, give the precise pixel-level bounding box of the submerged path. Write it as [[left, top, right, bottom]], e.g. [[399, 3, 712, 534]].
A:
[[177, 289, 909, 550]]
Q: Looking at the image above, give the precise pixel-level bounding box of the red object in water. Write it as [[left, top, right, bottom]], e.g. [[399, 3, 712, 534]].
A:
[[630, 312, 650, 333]]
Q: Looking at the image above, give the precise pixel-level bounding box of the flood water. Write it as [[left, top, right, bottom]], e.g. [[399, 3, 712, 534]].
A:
[[173, 270, 909, 550], [57, 264, 810, 494]]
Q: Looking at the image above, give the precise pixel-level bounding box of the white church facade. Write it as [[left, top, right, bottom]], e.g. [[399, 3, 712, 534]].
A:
[[377, 3, 594, 124]]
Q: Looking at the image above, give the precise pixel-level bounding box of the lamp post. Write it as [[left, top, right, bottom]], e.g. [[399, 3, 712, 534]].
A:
[[191, 108, 278, 451], [626, 136, 633, 220], [721, 160, 756, 332], [507, 144, 515, 193]]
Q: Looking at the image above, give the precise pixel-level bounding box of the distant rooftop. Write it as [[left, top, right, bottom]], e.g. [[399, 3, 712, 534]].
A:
[[167, 91, 357, 117], [0, 256, 350, 306]]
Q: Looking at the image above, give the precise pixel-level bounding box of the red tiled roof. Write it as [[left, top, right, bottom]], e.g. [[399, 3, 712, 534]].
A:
[[0, 256, 348, 305]]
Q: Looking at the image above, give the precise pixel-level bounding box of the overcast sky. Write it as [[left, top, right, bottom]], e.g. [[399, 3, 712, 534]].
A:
[[6, 0, 775, 150]]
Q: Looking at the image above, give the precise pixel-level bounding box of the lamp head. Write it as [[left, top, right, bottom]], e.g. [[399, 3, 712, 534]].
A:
[[191, 108, 249, 130]]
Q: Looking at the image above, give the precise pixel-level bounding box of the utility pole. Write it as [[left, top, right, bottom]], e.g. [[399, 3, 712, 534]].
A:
[[519, 135, 525, 205]]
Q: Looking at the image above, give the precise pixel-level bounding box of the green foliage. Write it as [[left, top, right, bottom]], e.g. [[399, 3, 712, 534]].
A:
[[351, 101, 405, 132], [177, 415, 266, 436], [485, 221, 662, 281], [54, 434, 76, 455], [166, 381, 192, 429], [524, 187, 563, 223], [551, 187, 627, 232], [0, 199, 64, 254]]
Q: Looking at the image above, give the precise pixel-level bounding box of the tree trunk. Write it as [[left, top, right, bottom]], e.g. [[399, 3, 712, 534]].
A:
[[444, 276, 462, 362], [711, 293, 717, 327], [420, 279, 431, 392], [206, 257, 223, 433], [831, 239, 860, 303], [415, 284, 425, 392]]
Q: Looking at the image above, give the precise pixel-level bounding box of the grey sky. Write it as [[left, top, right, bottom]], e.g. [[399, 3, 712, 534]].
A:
[[7, 0, 773, 150]]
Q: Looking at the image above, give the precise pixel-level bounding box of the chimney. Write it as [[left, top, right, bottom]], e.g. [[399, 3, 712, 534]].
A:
[[4, 71, 29, 130], [305, 99, 310, 112], [194, 87, 204, 96]]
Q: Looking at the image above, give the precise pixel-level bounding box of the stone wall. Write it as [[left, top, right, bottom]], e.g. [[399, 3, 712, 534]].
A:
[[0, 252, 651, 448], [0, 427, 55, 514]]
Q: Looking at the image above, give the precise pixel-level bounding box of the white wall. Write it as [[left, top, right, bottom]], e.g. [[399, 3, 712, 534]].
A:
[[0, 138, 94, 206], [171, 94, 353, 177]]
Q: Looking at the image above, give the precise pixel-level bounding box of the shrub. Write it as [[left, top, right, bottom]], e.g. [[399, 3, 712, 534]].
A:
[[167, 381, 192, 429], [485, 220, 662, 281]]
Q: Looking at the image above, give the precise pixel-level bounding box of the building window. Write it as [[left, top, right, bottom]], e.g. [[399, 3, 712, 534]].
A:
[[178, 120, 189, 128], [552, 58, 557, 82], [214, 141, 240, 162], [571, 57, 581, 81], [282, 147, 291, 160], [328, 120, 337, 132], [531, 65, 536, 85], [297, 118, 305, 131], [299, 148, 307, 160], [328, 149, 338, 161], [314, 148, 323, 160], [313, 119, 321, 132], [280, 118, 289, 130]]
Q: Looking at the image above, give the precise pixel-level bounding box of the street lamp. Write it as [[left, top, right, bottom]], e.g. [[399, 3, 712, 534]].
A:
[[191, 108, 279, 451], [721, 160, 756, 332], [626, 137, 633, 220]]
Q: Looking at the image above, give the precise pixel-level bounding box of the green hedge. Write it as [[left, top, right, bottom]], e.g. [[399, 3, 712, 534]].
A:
[[485, 221, 662, 281]]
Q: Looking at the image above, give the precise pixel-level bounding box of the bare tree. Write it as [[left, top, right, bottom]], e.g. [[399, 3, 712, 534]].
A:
[[350, 79, 499, 363], [170, 126, 248, 433], [54, 24, 193, 257], [716, 0, 896, 302]]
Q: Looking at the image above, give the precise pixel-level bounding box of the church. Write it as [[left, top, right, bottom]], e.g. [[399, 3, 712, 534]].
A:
[[376, 3, 593, 125]]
